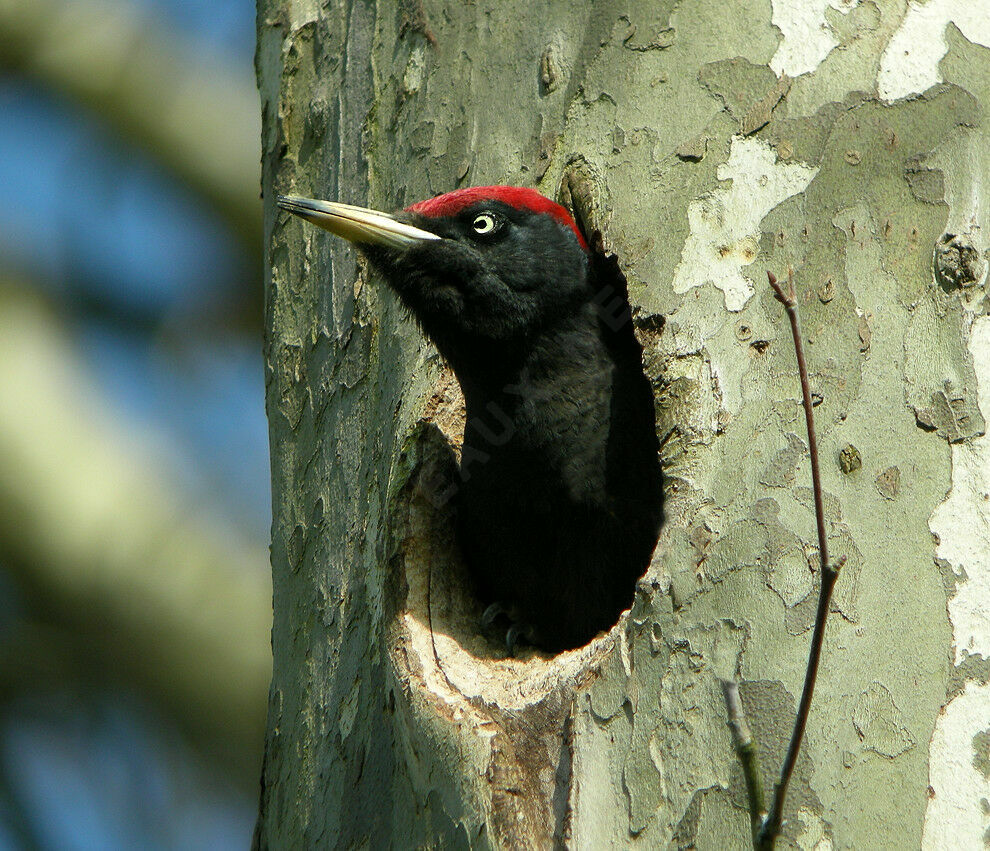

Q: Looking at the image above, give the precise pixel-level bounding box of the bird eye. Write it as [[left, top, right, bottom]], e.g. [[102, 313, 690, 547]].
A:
[[471, 213, 498, 236]]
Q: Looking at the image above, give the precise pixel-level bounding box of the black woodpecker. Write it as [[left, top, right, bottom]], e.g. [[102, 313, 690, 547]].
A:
[[278, 186, 663, 652]]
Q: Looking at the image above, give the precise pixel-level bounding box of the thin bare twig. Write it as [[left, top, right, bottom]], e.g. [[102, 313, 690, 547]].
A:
[[721, 679, 766, 842], [754, 269, 844, 849]]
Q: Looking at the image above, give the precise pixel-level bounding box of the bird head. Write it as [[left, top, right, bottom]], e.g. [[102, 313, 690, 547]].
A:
[[277, 187, 591, 369]]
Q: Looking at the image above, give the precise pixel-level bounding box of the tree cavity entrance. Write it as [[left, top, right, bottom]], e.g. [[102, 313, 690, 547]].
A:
[[389, 406, 619, 710]]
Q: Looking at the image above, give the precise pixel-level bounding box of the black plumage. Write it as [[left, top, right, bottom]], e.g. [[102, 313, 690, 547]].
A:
[[278, 187, 663, 651]]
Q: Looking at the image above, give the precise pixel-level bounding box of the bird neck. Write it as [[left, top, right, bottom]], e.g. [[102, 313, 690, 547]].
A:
[[456, 303, 609, 419]]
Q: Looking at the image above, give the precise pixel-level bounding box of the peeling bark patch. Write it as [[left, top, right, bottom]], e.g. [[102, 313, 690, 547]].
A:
[[276, 340, 306, 428], [934, 233, 986, 291], [852, 682, 915, 757], [761, 432, 806, 488], [623, 720, 663, 834], [769, 547, 814, 608], [973, 729, 990, 781], [929, 316, 990, 662], [828, 526, 863, 623], [769, 0, 858, 77], [557, 156, 609, 253], [587, 646, 628, 723], [675, 515, 769, 605], [288, 523, 306, 572], [904, 163, 946, 205], [539, 41, 565, 95], [923, 682, 990, 847], [741, 74, 792, 137], [858, 315, 871, 352], [839, 443, 862, 473], [670, 787, 707, 848], [671, 787, 750, 848], [879, 1, 990, 102], [904, 298, 986, 443], [401, 45, 427, 95], [621, 23, 675, 52], [675, 134, 708, 162], [784, 590, 818, 636], [620, 8, 675, 51], [874, 465, 900, 500], [671, 137, 818, 312], [912, 380, 981, 441], [698, 58, 779, 126]]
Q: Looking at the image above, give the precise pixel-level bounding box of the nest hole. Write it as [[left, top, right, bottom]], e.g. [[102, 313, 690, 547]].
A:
[[390, 417, 618, 707], [390, 305, 662, 709]]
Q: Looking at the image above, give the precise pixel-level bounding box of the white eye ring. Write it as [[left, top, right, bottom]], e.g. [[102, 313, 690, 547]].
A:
[[472, 213, 497, 235]]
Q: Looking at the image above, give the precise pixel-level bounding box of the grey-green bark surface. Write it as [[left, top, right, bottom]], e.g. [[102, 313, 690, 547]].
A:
[[256, 1, 990, 847]]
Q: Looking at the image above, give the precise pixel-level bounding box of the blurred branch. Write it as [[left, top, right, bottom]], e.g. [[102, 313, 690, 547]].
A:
[[0, 282, 271, 788], [0, 0, 261, 256], [0, 745, 43, 851]]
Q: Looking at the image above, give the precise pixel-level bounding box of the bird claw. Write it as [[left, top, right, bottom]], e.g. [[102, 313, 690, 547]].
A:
[[505, 622, 538, 657], [481, 602, 509, 630], [479, 602, 537, 656]]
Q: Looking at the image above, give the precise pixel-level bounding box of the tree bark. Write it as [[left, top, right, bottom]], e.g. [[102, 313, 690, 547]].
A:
[[256, 2, 990, 847]]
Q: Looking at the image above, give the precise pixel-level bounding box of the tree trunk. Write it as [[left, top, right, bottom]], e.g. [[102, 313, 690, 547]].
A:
[[255, 2, 990, 847]]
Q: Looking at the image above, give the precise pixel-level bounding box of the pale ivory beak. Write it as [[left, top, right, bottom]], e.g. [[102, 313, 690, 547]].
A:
[[277, 195, 441, 250]]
